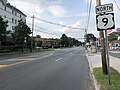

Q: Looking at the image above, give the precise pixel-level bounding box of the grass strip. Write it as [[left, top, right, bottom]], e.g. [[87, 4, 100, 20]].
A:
[[93, 67, 120, 90]]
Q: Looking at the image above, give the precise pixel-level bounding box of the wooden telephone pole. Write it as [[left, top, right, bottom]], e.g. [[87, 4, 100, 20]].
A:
[[30, 15, 35, 52], [96, 0, 108, 75]]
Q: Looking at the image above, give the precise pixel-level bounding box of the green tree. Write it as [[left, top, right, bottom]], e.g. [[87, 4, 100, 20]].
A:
[[60, 34, 69, 47], [108, 33, 118, 42], [36, 35, 41, 38], [68, 37, 81, 46], [12, 20, 31, 53], [0, 16, 8, 42], [68, 37, 74, 47], [85, 33, 96, 43]]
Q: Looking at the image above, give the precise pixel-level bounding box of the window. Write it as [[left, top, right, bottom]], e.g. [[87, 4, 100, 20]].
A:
[[12, 26, 15, 30], [4, 6, 6, 11], [12, 18, 14, 23], [4, 15, 6, 18], [15, 19, 17, 24], [15, 12, 17, 15], [12, 10, 14, 14], [20, 15, 21, 18]]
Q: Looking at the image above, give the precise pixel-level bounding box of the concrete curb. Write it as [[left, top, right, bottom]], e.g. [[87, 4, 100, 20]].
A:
[[86, 53, 100, 90], [86, 51, 120, 90]]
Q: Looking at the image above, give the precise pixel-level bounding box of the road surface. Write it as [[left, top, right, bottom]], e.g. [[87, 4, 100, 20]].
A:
[[0, 47, 94, 90], [109, 50, 120, 59]]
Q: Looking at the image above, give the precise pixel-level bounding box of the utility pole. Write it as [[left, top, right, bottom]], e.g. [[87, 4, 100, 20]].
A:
[[31, 15, 35, 52], [84, 28, 87, 42], [96, 0, 108, 75]]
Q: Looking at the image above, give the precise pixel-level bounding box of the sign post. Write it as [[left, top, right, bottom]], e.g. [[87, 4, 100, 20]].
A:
[[95, 3, 115, 84], [105, 30, 111, 84]]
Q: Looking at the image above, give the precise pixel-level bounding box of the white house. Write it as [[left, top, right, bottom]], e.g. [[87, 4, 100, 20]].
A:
[[0, 0, 26, 31]]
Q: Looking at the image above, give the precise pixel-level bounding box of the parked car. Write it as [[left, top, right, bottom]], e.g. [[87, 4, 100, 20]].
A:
[[42, 46, 49, 49], [110, 46, 120, 50]]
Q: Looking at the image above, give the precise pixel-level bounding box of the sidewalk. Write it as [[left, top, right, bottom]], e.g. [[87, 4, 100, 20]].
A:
[[87, 52, 120, 90], [87, 52, 120, 73]]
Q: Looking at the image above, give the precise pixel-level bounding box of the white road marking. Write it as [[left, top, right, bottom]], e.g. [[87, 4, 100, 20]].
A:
[[55, 58, 62, 62]]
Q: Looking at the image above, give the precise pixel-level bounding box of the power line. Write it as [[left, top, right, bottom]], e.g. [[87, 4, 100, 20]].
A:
[[86, 0, 90, 29], [34, 26, 60, 36], [84, 0, 92, 42], [113, 0, 120, 11], [86, 0, 92, 30], [86, 0, 92, 31], [34, 17, 84, 30], [27, 23, 60, 36], [21, 14, 85, 30], [34, 29, 60, 36]]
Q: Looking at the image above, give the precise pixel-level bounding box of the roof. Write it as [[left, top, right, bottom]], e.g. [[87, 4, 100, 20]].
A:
[[0, 0, 26, 17], [35, 38, 57, 42], [108, 28, 120, 35], [6, 3, 26, 17]]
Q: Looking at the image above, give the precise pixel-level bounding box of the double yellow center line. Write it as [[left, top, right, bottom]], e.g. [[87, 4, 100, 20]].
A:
[[0, 53, 53, 69]]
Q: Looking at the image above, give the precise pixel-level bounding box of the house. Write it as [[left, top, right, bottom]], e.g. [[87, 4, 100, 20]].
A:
[[0, 0, 26, 32], [108, 28, 120, 49], [34, 38, 59, 48]]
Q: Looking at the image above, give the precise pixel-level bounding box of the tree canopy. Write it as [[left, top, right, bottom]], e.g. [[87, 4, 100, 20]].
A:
[[60, 34, 69, 47], [60, 34, 82, 47], [12, 20, 31, 48], [85, 33, 96, 43], [108, 33, 118, 42], [0, 16, 8, 42]]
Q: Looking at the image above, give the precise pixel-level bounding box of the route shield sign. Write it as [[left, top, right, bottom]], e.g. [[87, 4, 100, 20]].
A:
[[96, 13, 115, 31], [95, 3, 115, 31]]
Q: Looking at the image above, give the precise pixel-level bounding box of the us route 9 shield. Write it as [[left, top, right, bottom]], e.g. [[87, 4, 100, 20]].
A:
[[96, 13, 115, 31]]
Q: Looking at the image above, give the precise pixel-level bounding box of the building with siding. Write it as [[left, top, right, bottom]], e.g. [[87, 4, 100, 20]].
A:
[[0, 0, 26, 31], [34, 38, 59, 48]]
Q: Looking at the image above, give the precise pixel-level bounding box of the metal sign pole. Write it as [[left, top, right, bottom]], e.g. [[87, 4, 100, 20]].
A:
[[105, 30, 111, 85]]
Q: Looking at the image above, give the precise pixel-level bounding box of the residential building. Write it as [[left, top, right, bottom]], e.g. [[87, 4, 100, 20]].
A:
[[0, 0, 26, 32], [108, 28, 120, 50]]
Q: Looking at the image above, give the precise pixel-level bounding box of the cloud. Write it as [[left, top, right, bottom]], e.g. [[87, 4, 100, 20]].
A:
[[8, 0, 62, 14], [48, 5, 68, 17], [56, 21, 85, 40], [8, 0, 120, 40]]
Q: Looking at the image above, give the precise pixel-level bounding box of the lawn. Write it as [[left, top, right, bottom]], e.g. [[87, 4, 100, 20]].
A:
[[93, 67, 120, 90]]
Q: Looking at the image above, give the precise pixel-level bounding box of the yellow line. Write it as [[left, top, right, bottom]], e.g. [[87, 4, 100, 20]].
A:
[[8, 61, 28, 67], [0, 53, 53, 69], [0, 53, 53, 62], [0, 65, 8, 68]]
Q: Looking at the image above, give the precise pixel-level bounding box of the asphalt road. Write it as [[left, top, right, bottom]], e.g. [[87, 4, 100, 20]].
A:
[[109, 51, 120, 59], [0, 47, 94, 90]]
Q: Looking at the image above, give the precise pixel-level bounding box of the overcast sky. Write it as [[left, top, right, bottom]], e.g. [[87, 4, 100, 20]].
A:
[[8, 0, 120, 41]]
